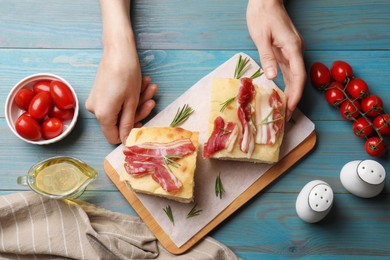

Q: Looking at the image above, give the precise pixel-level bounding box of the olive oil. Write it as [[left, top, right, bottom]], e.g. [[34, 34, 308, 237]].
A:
[[18, 156, 97, 199]]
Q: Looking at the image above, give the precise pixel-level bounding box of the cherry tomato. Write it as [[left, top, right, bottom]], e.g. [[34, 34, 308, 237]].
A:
[[361, 95, 383, 117], [325, 82, 345, 107], [42, 118, 64, 139], [352, 117, 373, 138], [50, 81, 75, 109], [373, 114, 390, 135], [14, 88, 35, 111], [28, 91, 52, 120], [15, 114, 42, 141], [49, 105, 74, 121], [330, 60, 353, 83], [310, 62, 331, 89], [32, 80, 51, 94], [340, 100, 361, 120], [346, 78, 369, 100], [365, 137, 386, 157]]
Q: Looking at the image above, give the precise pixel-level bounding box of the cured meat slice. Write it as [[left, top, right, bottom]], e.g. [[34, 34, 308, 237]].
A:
[[255, 89, 284, 145], [237, 78, 256, 156], [124, 139, 195, 158], [203, 116, 238, 158], [123, 139, 196, 192]]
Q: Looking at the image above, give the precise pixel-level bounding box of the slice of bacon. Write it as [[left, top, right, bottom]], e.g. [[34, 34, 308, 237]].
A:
[[269, 89, 284, 137], [123, 139, 196, 192], [237, 78, 256, 156], [124, 139, 195, 158], [255, 89, 284, 145], [203, 116, 238, 158]]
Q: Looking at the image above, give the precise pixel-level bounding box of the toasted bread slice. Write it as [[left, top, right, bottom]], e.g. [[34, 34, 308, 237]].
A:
[[120, 127, 199, 203], [205, 78, 286, 163]]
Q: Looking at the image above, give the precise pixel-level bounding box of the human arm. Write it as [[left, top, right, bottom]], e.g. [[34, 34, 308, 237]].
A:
[[246, 0, 306, 120], [86, 0, 157, 144]]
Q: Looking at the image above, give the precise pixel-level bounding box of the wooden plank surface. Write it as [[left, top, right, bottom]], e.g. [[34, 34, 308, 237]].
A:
[[0, 0, 389, 258], [1, 1, 390, 50]]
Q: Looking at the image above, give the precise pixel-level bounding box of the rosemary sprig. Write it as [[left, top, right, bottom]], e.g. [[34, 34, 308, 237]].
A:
[[215, 173, 225, 199], [250, 68, 264, 79], [250, 113, 257, 132], [170, 104, 194, 127], [163, 205, 174, 225], [187, 204, 202, 218], [234, 55, 250, 79], [259, 107, 274, 125], [220, 96, 236, 112], [218, 127, 232, 136], [163, 154, 183, 169]]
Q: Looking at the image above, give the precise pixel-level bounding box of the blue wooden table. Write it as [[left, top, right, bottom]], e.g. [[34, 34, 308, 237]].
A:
[[1, 0, 389, 258]]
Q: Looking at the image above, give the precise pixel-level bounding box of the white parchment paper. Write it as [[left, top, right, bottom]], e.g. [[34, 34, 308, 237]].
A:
[[105, 53, 315, 247]]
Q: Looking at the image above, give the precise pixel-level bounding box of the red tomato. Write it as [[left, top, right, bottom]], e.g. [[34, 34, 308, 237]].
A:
[[28, 91, 52, 120], [310, 62, 331, 89], [330, 60, 353, 83], [352, 117, 373, 138], [365, 137, 386, 157], [32, 80, 51, 94], [15, 114, 42, 141], [340, 100, 361, 120], [14, 88, 35, 111], [325, 82, 345, 107], [373, 114, 390, 135], [361, 95, 384, 117], [42, 118, 64, 139], [50, 81, 75, 109], [49, 105, 74, 121], [346, 78, 369, 100]]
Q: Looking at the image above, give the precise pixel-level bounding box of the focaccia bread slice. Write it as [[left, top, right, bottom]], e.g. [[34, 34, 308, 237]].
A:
[[120, 127, 199, 203], [203, 78, 286, 163]]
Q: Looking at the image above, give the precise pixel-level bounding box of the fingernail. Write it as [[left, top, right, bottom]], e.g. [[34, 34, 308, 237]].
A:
[[266, 68, 276, 79]]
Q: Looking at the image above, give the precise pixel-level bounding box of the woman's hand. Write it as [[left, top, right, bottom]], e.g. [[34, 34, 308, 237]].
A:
[[247, 0, 306, 120], [86, 48, 157, 145], [87, 0, 157, 145]]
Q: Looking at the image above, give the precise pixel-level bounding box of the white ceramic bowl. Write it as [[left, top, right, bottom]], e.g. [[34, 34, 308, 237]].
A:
[[5, 73, 79, 145]]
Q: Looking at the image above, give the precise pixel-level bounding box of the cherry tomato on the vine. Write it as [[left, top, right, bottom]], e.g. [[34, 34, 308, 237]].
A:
[[14, 88, 35, 111], [15, 113, 42, 141], [352, 117, 373, 138], [49, 105, 74, 121], [50, 81, 75, 110], [365, 136, 386, 157], [346, 78, 369, 100], [42, 118, 64, 139], [340, 100, 361, 120], [28, 91, 52, 120], [373, 114, 390, 135], [33, 80, 51, 94], [310, 62, 331, 89], [361, 95, 384, 117], [325, 82, 345, 107], [330, 60, 353, 83]]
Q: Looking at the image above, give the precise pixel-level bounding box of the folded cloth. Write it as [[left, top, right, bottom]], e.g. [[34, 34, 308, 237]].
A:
[[0, 192, 238, 260]]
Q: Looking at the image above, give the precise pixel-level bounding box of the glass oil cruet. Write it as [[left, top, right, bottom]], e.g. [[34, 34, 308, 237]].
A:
[[17, 156, 98, 199]]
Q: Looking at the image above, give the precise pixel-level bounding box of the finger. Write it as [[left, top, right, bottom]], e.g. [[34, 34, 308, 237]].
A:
[[139, 83, 158, 105], [97, 111, 121, 145], [134, 122, 143, 128], [284, 51, 306, 121], [257, 40, 278, 80], [141, 76, 151, 92], [134, 99, 156, 123], [118, 102, 137, 145]]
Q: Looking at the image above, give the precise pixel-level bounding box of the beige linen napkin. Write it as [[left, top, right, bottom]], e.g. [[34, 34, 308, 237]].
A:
[[0, 192, 237, 260]]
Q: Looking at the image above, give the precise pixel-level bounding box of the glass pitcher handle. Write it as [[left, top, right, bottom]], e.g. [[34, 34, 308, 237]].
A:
[[17, 176, 28, 186]]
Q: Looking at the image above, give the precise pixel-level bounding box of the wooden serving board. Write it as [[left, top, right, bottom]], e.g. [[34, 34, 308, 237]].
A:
[[104, 130, 316, 255]]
